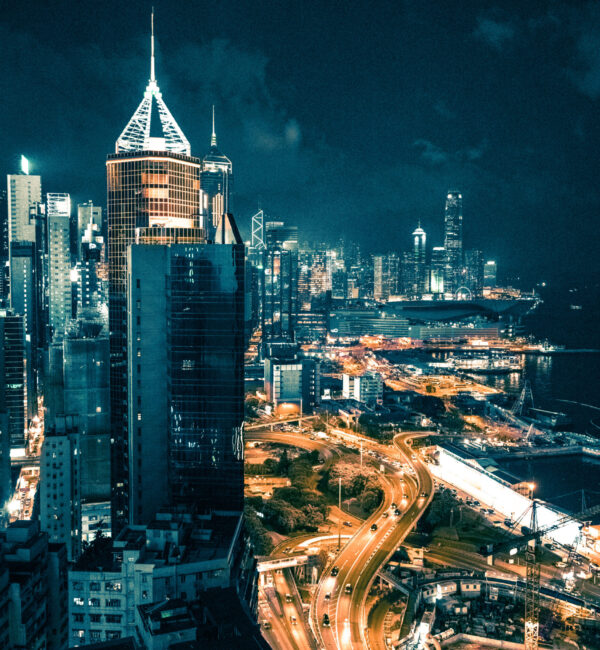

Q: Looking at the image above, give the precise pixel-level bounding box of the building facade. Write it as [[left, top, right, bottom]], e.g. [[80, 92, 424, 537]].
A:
[[47, 193, 72, 340], [7, 168, 40, 246], [126, 238, 245, 524], [443, 190, 463, 294]]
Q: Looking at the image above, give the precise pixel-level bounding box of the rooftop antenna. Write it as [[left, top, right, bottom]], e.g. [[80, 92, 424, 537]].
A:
[[150, 7, 156, 83], [211, 105, 217, 147]]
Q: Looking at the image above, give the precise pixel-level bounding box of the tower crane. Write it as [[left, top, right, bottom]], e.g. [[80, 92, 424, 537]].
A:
[[479, 501, 600, 649]]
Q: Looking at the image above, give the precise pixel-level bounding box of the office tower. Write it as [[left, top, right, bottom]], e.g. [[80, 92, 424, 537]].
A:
[[373, 255, 387, 301], [76, 220, 106, 317], [9, 241, 37, 420], [342, 371, 383, 406], [412, 223, 428, 295], [331, 266, 348, 300], [297, 253, 312, 310], [309, 250, 330, 297], [201, 107, 233, 241], [264, 345, 320, 413], [46, 317, 111, 543], [464, 248, 484, 297], [443, 190, 463, 294], [400, 251, 416, 296], [40, 418, 81, 561], [76, 201, 102, 258], [430, 246, 446, 295], [9, 242, 36, 343], [126, 224, 244, 524], [47, 193, 72, 340], [0, 519, 68, 650], [108, 18, 203, 529], [484, 260, 497, 287], [262, 221, 298, 346], [7, 157, 41, 245], [0, 310, 26, 449], [0, 189, 8, 300]]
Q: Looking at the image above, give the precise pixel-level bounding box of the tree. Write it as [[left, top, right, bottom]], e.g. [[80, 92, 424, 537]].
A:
[[276, 449, 291, 475], [244, 505, 274, 555], [360, 489, 381, 513]]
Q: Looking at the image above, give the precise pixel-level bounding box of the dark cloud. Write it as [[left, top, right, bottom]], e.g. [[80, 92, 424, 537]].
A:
[[0, 0, 598, 285], [474, 16, 516, 50], [568, 23, 600, 99]]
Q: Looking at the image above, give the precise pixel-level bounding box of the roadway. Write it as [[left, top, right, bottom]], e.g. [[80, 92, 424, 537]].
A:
[[246, 426, 436, 650], [312, 432, 434, 650]]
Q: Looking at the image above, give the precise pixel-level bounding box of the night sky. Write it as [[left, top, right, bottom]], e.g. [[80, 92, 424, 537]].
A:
[[1, 1, 599, 285]]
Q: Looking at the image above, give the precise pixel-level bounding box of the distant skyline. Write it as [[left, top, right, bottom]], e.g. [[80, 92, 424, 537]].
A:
[[1, 1, 599, 284]]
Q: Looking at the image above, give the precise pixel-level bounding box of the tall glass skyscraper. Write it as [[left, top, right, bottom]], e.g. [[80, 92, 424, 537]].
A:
[[200, 108, 233, 242], [107, 22, 204, 529], [262, 222, 298, 346], [443, 190, 463, 294], [127, 233, 245, 523], [107, 19, 243, 529]]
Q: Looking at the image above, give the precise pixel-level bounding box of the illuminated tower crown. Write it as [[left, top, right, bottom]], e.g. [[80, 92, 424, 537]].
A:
[[115, 11, 190, 155]]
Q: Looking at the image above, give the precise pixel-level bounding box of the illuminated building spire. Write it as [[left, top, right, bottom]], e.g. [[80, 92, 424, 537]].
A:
[[211, 105, 217, 147], [150, 7, 156, 83], [115, 10, 190, 155]]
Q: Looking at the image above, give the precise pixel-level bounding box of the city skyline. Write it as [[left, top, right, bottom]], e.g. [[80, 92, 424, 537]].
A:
[[1, 1, 599, 284]]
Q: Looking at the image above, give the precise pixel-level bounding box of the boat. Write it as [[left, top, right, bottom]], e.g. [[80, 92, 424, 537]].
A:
[[446, 351, 522, 374]]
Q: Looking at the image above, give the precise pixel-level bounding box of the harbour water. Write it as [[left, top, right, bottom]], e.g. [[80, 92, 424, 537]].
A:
[[486, 284, 600, 512]]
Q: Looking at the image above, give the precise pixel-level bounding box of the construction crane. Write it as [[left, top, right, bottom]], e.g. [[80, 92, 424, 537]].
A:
[[512, 380, 534, 417], [479, 501, 600, 650]]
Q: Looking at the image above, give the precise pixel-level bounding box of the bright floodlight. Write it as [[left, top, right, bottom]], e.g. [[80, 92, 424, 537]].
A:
[[20, 155, 29, 175]]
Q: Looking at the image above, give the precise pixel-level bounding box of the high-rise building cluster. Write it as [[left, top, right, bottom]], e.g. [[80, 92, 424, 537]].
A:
[[0, 14, 262, 649], [243, 189, 500, 369]]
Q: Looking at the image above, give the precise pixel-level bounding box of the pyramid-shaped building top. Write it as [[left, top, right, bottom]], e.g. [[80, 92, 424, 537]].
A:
[[115, 13, 190, 156]]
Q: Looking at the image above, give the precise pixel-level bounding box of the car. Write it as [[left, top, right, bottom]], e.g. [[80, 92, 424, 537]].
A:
[[382, 512, 389, 518], [370, 523, 378, 531], [324, 592, 331, 601], [290, 615, 297, 625], [331, 566, 339, 577], [322, 614, 330, 627], [391, 502, 397, 509], [262, 620, 271, 630], [345, 583, 353, 594], [343, 521, 353, 527], [487, 508, 494, 514], [394, 509, 401, 516], [285, 593, 292, 603], [419, 492, 428, 499]]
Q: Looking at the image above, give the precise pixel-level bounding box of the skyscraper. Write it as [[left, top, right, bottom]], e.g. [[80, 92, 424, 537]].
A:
[[430, 246, 446, 296], [126, 226, 245, 523], [47, 193, 72, 340], [443, 190, 463, 294], [0, 310, 27, 449], [201, 107, 233, 242], [464, 248, 484, 297], [107, 15, 222, 529], [7, 158, 40, 246], [76, 201, 102, 258], [484, 260, 497, 287], [412, 223, 428, 295], [0, 188, 8, 300], [262, 221, 298, 346]]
